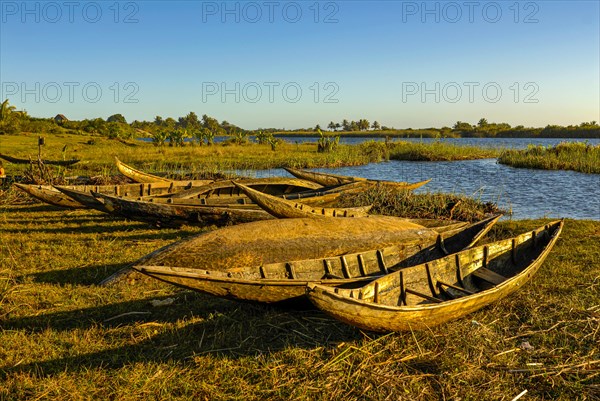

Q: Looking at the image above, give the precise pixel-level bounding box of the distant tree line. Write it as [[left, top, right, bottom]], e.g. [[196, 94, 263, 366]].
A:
[[0, 99, 598, 139], [324, 119, 383, 132], [0, 99, 247, 146], [450, 118, 600, 138]]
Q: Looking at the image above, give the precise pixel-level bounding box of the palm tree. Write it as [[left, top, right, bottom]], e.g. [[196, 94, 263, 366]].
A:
[[0, 99, 17, 122]]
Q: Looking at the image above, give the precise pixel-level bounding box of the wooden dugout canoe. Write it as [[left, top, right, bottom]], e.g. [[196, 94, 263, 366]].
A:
[[307, 220, 563, 332], [132, 214, 500, 303], [55, 179, 353, 215], [110, 192, 468, 232], [115, 157, 172, 183], [151, 181, 369, 210], [284, 167, 431, 190], [53, 180, 214, 209], [164, 177, 323, 200], [233, 182, 372, 218], [231, 181, 469, 231], [0, 153, 80, 166], [94, 192, 273, 227], [13, 184, 86, 209], [56, 182, 359, 216], [109, 190, 468, 232]]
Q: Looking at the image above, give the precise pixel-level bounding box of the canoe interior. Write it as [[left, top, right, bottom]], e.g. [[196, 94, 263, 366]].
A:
[[95, 192, 273, 227], [145, 181, 362, 207], [166, 178, 323, 200], [58, 181, 213, 197], [329, 221, 563, 307]]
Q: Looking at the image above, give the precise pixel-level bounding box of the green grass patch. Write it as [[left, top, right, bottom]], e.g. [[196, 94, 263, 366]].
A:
[[1, 199, 598, 400], [1, 133, 500, 181], [337, 185, 503, 222], [498, 142, 600, 174], [388, 140, 499, 161]]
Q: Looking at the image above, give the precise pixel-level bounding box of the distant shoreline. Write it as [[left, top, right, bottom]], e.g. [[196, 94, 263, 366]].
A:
[[270, 131, 600, 139]]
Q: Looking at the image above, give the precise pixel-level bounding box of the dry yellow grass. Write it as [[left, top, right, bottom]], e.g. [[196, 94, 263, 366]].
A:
[[0, 196, 598, 400]]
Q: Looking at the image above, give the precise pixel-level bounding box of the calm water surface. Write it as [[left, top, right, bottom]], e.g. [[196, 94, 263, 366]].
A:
[[275, 136, 600, 149], [246, 159, 600, 220]]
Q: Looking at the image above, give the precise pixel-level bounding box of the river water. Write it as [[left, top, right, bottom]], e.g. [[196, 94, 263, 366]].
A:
[[244, 159, 599, 221]]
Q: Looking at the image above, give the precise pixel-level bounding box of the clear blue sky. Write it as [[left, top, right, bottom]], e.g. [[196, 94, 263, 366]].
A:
[[1, 0, 598, 129]]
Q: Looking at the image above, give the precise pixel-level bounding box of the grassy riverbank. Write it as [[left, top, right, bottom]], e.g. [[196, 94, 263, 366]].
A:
[[499, 142, 600, 174], [388, 140, 498, 161], [0, 200, 598, 400], [0, 133, 498, 180], [337, 185, 502, 222]]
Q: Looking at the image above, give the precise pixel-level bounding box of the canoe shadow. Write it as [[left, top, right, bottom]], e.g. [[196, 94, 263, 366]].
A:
[[25, 263, 134, 286], [0, 204, 61, 213], [0, 292, 360, 378], [4, 223, 200, 240]]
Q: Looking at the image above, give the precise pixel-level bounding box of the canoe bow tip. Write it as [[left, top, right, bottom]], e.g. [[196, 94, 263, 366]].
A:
[[488, 213, 503, 223], [130, 265, 143, 273]]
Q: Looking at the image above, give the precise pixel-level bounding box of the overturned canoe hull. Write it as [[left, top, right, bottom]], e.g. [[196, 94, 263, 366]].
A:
[[132, 214, 501, 303], [0, 153, 80, 166], [307, 220, 563, 332]]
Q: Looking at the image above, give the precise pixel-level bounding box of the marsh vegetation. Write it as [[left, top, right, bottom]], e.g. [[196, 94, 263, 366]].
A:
[[499, 142, 600, 174]]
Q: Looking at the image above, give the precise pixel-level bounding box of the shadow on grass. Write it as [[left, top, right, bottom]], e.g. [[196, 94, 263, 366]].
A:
[[0, 292, 359, 377], [1, 224, 150, 235], [1, 293, 217, 333], [0, 204, 63, 213], [2, 215, 108, 224], [25, 263, 135, 286], [3, 222, 198, 241]]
